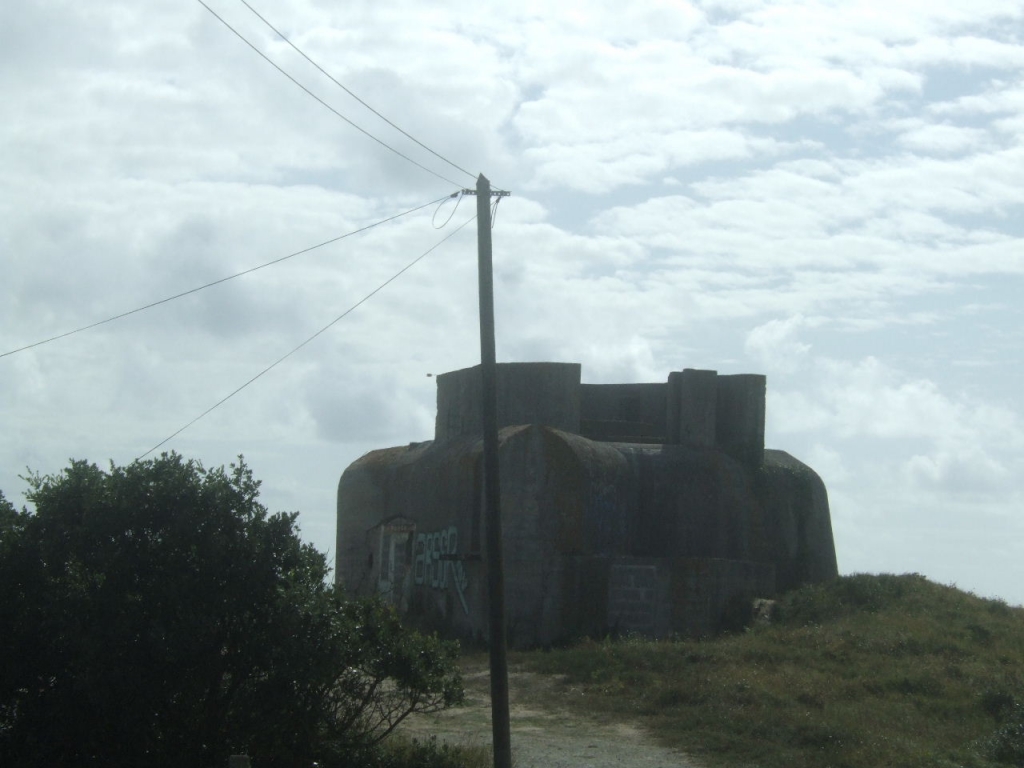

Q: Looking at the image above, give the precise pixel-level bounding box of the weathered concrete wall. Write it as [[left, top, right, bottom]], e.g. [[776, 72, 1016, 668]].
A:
[[667, 368, 718, 447], [553, 554, 776, 641], [715, 374, 766, 466], [616, 444, 766, 564], [758, 449, 838, 592], [434, 363, 765, 459], [337, 362, 836, 647], [435, 363, 581, 442], [336, 425, 834, 647], [336, 437, 488, 640], [669, 558, 776, 636], [606, 559, 673, 637], [336, 424, 631, 646], [579, 383, 667, 442], [495, 426, 637, 646]]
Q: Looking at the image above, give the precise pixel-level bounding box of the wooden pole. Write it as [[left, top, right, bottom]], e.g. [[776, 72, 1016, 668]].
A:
[[476, 173, 512, 768]]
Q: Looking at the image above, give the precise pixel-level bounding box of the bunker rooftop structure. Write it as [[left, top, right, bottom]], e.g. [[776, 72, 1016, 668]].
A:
[[336, 363, 838, 647]]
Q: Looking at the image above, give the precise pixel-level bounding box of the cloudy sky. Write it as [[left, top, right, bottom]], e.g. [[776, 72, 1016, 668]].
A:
[[2, 0, 1022, 605]]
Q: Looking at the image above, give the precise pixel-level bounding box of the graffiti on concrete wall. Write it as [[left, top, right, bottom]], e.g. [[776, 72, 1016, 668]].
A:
[[413, 526, 469, 614]]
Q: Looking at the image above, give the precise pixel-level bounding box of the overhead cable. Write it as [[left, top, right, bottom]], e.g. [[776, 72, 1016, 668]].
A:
[[196, 0, 462, 188], [1, 195, 453, 359], [235, 0, 477, 183], [490, 195, 503, 229], [137, 213, 477, 459], [432, 191, 464, 229]]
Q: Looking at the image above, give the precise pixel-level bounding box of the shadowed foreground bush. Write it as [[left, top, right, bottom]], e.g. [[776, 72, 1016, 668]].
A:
[[0, 455, 463, 768]]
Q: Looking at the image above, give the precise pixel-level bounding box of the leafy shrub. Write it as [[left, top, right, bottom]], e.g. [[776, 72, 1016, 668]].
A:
[[0, 454, 462, 768], [987, 704, 1024, 766]]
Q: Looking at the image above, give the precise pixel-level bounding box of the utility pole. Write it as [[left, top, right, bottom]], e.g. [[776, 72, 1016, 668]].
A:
[[472, 173, 512, 768]]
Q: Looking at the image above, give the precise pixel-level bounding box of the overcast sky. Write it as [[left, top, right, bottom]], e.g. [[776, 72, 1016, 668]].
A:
[[2, 0, 1022, 605]]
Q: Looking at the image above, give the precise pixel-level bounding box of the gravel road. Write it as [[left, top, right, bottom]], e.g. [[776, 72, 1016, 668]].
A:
[[401, 661, 704, 768]]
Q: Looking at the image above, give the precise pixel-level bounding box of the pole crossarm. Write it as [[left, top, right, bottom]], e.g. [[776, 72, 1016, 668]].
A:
[[456, 189, 511, 197]]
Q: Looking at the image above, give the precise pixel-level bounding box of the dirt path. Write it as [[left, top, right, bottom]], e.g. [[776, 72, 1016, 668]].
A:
[[401, 659, 703, 768]]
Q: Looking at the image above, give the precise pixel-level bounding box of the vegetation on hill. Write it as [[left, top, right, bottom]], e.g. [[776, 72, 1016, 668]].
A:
[[0, 454, 465, 768], [519, 574, 1024, 768]]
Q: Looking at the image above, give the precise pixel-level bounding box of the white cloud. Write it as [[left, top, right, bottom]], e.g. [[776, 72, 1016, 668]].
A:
[[929, 80, 1024, 137], [744, 315, 813, 373], [903, 446, 1013, 497], [2, 0, 1024, 607], [525, 130, 778, 193], [895, 122, 990, 154], [771, 357, 1024, 501], [786, 356, 1017, 443], [802, 443, 851, 485], [896, 35, 1024, 68]]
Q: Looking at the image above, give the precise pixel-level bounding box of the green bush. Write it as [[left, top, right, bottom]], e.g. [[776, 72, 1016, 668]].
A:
[[986, 703, 1024, 766], [0, 454, 462, 768]]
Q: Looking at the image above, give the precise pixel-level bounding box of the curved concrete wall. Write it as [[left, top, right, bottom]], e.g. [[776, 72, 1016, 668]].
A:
[[758, 450, 839, 592], [337, 362, 837, 646], [337, 426, 838, 646]]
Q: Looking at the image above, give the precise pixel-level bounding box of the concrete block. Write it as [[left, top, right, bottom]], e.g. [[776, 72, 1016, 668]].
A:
[[715, 374, 766, 465], [435, 363, 581, 441], [671, 369, 717, 446], [608, 563, 665, 635], [579, 383, 667, 442]]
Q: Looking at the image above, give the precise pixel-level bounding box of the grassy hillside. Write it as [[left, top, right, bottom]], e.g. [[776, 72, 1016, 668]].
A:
[[517, 574, 1024, 768]]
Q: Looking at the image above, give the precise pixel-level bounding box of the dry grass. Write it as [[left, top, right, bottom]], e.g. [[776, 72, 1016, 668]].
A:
[[379, 734, 492, 768], [515, 574, 1024, 768]]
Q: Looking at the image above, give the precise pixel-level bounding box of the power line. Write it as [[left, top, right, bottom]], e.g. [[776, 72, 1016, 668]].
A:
[[235, 0, 477, 183], [1, 195, 452, 359], [137, 213, 477, 459], [433, 190, 465, 229], [196, 0, 463, 188]]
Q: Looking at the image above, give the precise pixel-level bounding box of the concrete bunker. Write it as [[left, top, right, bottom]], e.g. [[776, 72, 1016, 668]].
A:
[[336, 362, 838, 647]]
